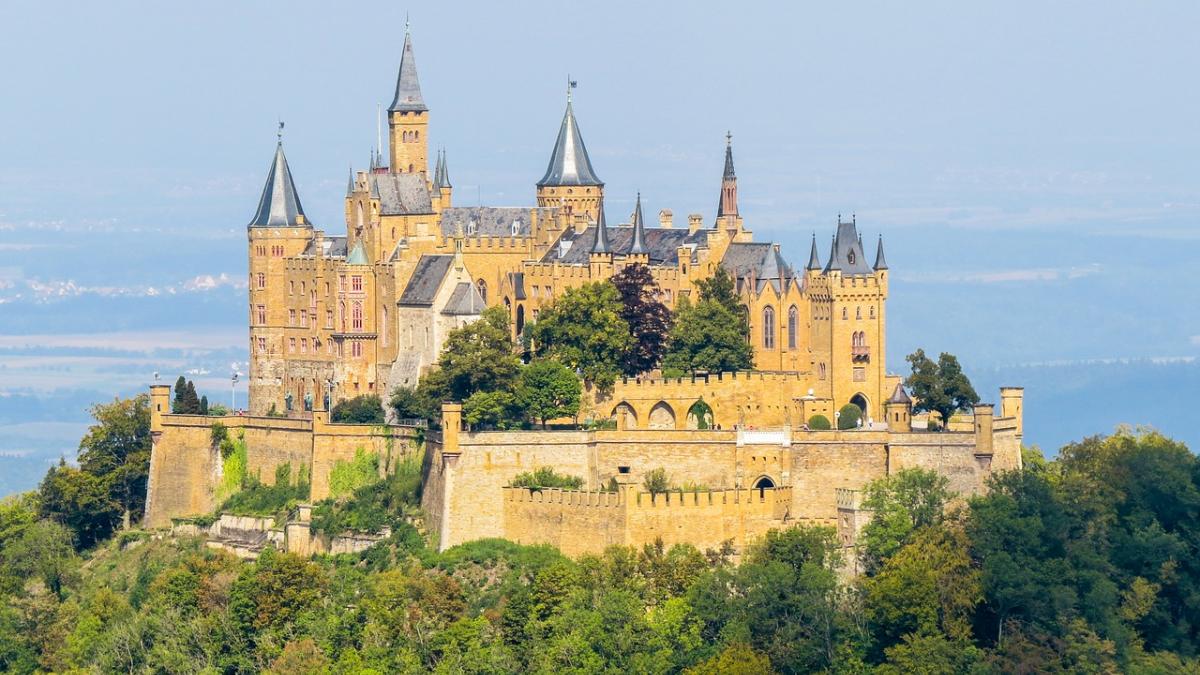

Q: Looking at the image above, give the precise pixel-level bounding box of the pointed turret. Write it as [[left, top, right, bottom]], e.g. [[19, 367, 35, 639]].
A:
[[806, 234, 822, 270], [389, 30, 427, 113], [538, 90, 603, 187], [249, 139, 309, 228], [629, 192, 647, 255], [823, 234, 840, 272], [591, 200, 611, 254], [432, 150, 446, 190], [716, 131, 739, 220], [874, 235, 888, 270], [346, 239, 369, 265], [346, 166, 355, 196], [887, 383, 911, 404], [441, 149, 452, 188]]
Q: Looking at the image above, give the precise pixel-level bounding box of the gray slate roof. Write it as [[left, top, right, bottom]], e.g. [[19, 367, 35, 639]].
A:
[[398, 255, 453, 306], [303, 236, 348, 258], [442, 282, 486, 316], [721, 242, 795, 294], [629, 194, 647, 255], [371, 173, 434, 215], [389, 32, 427, 113], [888, 383, 912, 404], [542, 225, 705, 266], [823, 219, 874, 276], [717, 137, 736, 217], [438, 206, 554, 237], [873, 235, 888, 270], [248, 142, 309, 228], [537, 100, 603, 187], [806, 235, 821, 270]]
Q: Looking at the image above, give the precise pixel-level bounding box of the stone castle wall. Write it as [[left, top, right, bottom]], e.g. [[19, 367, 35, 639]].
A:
[[144, 385, 420, 528]]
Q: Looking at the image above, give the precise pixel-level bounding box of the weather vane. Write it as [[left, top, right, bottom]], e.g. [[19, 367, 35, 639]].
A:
[[277, 120, 284, 142], [567, 75, 577, 102]]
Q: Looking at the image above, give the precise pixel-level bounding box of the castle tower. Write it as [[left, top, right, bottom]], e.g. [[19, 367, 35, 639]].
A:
[[388, 26, 429, 175], [628, 192, 648, 263], [247, 133, 313, 414], [716, 132, 741, 235], [884, 383, 912, 432], [536, 83, 604, 223]]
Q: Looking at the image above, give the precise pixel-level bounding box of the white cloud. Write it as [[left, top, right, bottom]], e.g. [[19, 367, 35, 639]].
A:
[[2, 272, 247, 303]]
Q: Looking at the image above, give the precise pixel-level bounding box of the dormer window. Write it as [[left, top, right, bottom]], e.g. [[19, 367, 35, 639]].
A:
[[512, 220, 521, 236], [848, 251, 856, 265], [467, 220, 477, 236]]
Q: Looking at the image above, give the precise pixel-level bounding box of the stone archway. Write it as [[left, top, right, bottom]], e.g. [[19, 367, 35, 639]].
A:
[[612, 402, 638, 429], [850, 393, 870, 420], [648, 401, 676, 430], [686, 399, 714, 430], [753, 475, 776, 499]]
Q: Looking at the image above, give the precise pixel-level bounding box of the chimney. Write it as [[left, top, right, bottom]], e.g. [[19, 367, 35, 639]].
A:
[[688, 213, 703, 234], [659, 209, 673, 228]]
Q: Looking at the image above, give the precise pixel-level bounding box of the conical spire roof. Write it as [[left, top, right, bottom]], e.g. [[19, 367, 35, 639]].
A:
[[389, 30, 427, 113], [806, 234, 822, 270], [538, 93, 603, 187], [629, 192, 647, 255], [823, 234, 840, 272], [591, 200, 611, 254], [716, 132, 738, 218], [874, 235, 888, 270], [887, 383, 912, 404], [249, 140, 308, 228], [436, 149, 452, 189], [432, 150, 445, 190], [346, 166, 355, 196], [723, 132, 736, 179]]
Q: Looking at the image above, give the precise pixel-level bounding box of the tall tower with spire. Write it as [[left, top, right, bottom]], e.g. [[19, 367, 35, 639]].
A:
[[536, 81, 604, 225], [247, 129, 314, 414], [716, 132, 744, 237], [388, 24, 429, 176]]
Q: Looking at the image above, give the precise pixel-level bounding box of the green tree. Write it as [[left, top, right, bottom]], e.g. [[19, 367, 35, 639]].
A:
[[76, 394, 152, 529], [37, 462, 121, 551], [862, 526, 981, 654], [807, 414, 831, 430], [518, 359, 582, 427], [837, 403, 862, 430], [199, 395, 209, 415], [644, 468, 671, 495], [462, 390, 520, 430], [436, 305, 522, 401], [510, 467, 584, 490], [661, 295, 753, 375], [531, 282, 630, 391], [172, 376, 188, 413], [904, 349, 979, 430], [1, 519, 79, 598], [611, 264, 673, 376], [860, 468, 953, 572], [330, 394, 385, 424], [694, 267, 743, 326]]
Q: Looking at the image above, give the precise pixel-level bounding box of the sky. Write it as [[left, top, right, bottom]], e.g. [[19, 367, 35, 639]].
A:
[[0, 2, 1198, 492]]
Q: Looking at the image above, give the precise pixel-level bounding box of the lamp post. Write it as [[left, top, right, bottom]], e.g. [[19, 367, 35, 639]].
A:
[[325, 377, 334, 411], [231, 371, 240, 411]]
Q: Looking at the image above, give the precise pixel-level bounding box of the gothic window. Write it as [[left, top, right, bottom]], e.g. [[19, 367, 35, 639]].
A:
[[256, 305, 266, 325], [310, 290, 316, 308], [257, 337, 266, 352], [819, 362, 827, 380], [842, 307, 848, 320], [870, 305, 875, 319], [856, 306, 862, 319], [848, 250, 856, 265], [289, 281, 295, 295], [289, 338, 296, 353], [352, 301, 363, 331], [351, 342, 362, 358], [325, 309, 333, 328], [256, 273, 265, 288], [408, 163, 414, 173], [351, 275, 363, 292], [477, 279, 487, 302], [788, 305, 798, 349], [301, 338, 307, 354], [762, 307, 775, 350], [289, 309, 296, 326], [300, 310, 307, 327], [338, 275, 345, 292]]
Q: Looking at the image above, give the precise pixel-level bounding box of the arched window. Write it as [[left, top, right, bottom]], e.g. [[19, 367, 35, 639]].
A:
[[740, 305, 751, 344], [477, 279, 488, 302], [516, 305, 526, 337], [870, 305, 876, 319], [842, 307, 848, 320], [352, 301, 363, 331], [787, 305, 798, 350], [415, 130, 419, 141], [856, 306, 862, 319], [762, 307, 775, 349], [408, 163, 414, 173]]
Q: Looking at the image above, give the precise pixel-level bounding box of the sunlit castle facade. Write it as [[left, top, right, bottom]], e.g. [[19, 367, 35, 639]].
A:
[[245, 28, 894, 426]]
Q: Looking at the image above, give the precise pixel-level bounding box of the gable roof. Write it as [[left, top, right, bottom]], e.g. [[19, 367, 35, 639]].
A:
[[398, 254, 453, 306], [370, 173, 434, 215], [442, 282, 486, 316], [824, 219, 874, 276], [541, 225, 705, 266], [720, 242, 795, 293]]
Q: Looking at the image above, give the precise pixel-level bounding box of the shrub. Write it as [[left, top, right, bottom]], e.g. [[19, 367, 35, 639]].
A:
[[808, 414, 832, 430], [207, 403, 230, 416], [330, 395, 385, 424], [310, 449, 424, 537], [210, 422, 228, 447], [219, 462, 310, 517], [838, 403, 863, 430], [644, 468, 671, 495], [328, 448, 379, 498], [509, 467, 584, 491]]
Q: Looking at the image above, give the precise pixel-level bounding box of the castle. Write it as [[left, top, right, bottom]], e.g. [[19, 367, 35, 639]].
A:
[[144, 28, 1024, 558]]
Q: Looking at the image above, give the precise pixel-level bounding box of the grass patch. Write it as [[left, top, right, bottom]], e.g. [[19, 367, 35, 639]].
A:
[[310, 449, 424, 538]]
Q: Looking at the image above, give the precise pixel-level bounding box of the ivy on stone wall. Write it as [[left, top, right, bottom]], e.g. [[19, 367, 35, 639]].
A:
[[328, 447, 380, 498]]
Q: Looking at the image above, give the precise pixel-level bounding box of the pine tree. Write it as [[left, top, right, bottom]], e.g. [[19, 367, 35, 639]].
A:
[[199, 395, 209, 416], [184, 380, 202, 414], [172, 376, 188, 413]]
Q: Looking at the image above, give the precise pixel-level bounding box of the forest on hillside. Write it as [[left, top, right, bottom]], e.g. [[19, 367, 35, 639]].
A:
[[2, 392, 1200, 674]]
